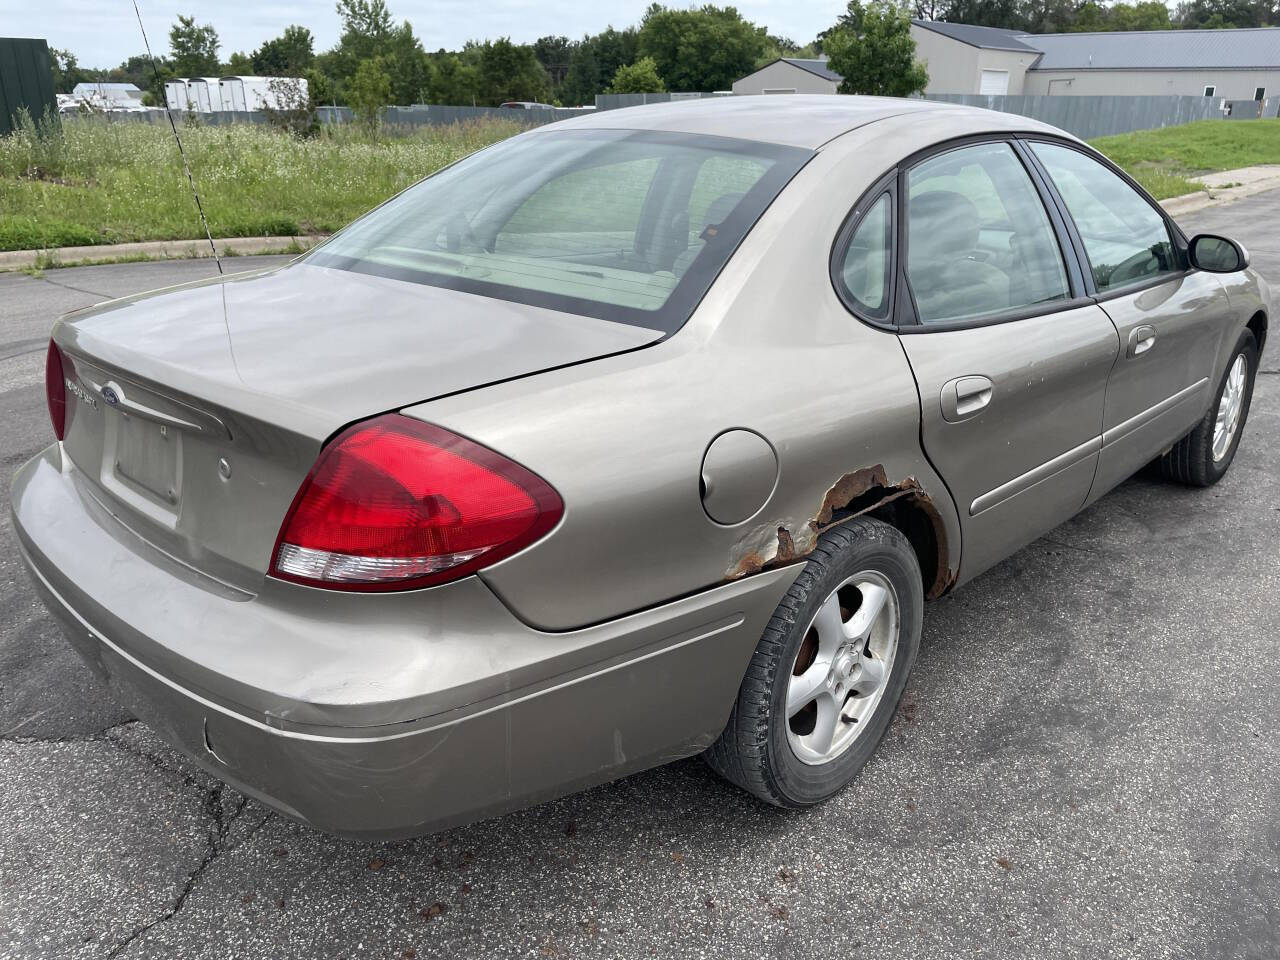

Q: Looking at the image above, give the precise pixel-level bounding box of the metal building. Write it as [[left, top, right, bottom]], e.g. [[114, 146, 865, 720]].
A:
[[0, 37, 57, 134]]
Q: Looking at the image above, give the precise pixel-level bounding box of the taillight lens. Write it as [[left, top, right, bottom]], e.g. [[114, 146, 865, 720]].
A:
[[269, 415, 563, 591], [45, 341, 66, 440]]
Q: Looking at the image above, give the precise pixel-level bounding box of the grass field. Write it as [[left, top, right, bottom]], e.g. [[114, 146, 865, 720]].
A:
[[0, 115, 527, 252], [2, 114, 1279, 252], [1091, 118, 1280, 199]]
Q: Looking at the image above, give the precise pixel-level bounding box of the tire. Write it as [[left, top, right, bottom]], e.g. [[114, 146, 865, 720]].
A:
[[704, 518, 923, 808], [1159, 329, 1258, 487]]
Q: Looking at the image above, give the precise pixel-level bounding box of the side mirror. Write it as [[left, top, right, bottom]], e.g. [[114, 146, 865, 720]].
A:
[[1188, 233, 1249, 273]]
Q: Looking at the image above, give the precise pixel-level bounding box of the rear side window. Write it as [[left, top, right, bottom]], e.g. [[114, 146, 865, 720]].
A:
[[905, 142, 1070, 325], [836, 193, 892, 319], [1030, 142, 1177, 294], [307, 130, 810, 333]]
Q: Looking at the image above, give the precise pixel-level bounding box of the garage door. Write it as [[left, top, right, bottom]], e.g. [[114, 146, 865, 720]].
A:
[[979, 70, 1009, 95]]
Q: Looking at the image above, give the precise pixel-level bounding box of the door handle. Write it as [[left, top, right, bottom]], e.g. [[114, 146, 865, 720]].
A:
[[940, 375, 994, 422], [1128, 325, 1157, 358]]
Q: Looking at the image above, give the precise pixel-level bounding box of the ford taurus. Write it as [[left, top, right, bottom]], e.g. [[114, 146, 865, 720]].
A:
[[12, 97, 1266, 838]]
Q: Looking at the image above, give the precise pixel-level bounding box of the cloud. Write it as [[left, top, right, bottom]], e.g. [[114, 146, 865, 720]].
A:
[[20, 0, 844, 69]]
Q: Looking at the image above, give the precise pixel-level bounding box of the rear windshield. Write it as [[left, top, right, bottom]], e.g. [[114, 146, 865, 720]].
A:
[[306, 129, 811, 333]]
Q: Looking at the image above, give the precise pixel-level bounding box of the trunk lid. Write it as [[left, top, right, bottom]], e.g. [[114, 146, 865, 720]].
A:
[[54, 262, 660, 591]]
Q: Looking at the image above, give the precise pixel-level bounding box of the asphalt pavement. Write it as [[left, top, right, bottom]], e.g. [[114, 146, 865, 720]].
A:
[[1, 203, 1277, 960]]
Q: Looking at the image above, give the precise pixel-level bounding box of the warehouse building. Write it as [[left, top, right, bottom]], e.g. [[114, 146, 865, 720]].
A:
[[910, 21, 1280, 101], [731, 58, 842, 96]]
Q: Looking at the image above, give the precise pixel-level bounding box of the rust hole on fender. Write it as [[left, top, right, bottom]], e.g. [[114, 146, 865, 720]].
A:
[[726, 465, 957, 600]]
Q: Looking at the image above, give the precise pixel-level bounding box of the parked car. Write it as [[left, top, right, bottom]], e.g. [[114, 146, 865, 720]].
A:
[[14, 96, 1266, 839], [499, 100, 557, 110]]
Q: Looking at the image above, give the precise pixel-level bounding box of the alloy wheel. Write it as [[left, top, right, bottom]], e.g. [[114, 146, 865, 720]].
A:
[[1212, 353, 1248, 462], [786, 570, 900, 765]]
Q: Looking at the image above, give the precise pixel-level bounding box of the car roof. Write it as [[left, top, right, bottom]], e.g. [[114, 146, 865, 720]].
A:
[[547, 94, 1063, 150]]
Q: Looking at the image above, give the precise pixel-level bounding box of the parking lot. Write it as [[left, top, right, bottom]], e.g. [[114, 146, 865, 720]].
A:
[[2, 194, 1278, 959]]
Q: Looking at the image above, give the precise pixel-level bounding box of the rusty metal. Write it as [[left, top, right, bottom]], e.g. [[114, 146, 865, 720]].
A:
[[726, 466, 957, 599]]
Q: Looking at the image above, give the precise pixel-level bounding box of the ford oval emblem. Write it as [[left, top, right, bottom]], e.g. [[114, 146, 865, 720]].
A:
[[102, 385, 120, 407]]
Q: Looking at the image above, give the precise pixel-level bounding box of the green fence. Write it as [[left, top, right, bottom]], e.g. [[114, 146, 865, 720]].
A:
[[0, 38, 56, 136]]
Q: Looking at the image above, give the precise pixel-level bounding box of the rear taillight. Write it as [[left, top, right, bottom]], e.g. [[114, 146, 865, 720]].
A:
[[45, 341, 66, 441], [269, 415, 563, 591]]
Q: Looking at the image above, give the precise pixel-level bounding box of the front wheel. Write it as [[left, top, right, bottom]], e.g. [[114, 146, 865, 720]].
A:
[[704, 518, 922, 808], [1159, 329, 1258, 487]]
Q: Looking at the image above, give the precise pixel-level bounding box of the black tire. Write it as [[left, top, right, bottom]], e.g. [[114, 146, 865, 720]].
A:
[[704, 518, 923, 808], [1159, 329, 1258, 487]]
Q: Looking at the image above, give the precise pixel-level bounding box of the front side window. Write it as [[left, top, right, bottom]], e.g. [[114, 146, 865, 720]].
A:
[[307, 130, 809, 333], [836, 193, 892, 319], [905, 141, 1070, 325], [1030, 142, 1178, 294]]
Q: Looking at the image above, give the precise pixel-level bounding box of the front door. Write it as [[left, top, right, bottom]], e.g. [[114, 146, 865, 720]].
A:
[[892, 140, 1120, 581], [1026, 141, 1233, 501]]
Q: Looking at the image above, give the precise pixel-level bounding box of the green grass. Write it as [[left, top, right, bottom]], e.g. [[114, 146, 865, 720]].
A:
[[1090, 118, 1280, 199], [0, 115, 528, 252], [4, 115, 1280, 251]]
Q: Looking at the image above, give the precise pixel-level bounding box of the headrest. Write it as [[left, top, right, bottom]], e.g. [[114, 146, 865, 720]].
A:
[[908, 190, 981, 262], [699, 191, 746, 235]]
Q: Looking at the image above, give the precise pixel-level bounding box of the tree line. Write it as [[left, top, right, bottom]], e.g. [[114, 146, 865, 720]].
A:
[[49, 0, 1280, 115], [913, 0, 1279, 33]]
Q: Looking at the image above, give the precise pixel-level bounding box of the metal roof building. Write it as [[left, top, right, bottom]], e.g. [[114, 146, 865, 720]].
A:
[[732, 57, 843, 96], [910, 21, 1280, 101]]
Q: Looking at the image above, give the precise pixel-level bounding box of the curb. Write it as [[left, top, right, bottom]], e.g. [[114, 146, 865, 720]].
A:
[[1161, 174, 1280, 218], [0, 235, 328, 272]]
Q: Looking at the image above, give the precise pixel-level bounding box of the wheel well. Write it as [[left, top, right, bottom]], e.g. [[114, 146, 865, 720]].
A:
[[1247, 310, 1268, 358], [864, 497, 948, 600]]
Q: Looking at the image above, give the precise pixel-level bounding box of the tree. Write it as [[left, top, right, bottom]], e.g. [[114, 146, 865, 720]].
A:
[[823, 1, 928, 97], [347, 56, 392, 131], [608, 56, 666, 93], [319, 0, 430, 104], [426, 53, 480, 105], [1174, 0, 1275, 26], [533, 35, 573, 90], [560, 27, 640, 105], [49, 48, 99, 93], [477, 38, 550, 105], [169, 15, 220, 76], [638, 4, 769, 92], [261, 77, 320, 136], [252, 25, 316, 74], [226, 51, 253, 73], [936, 0, 1022, 30], [1070, 0, 1172, 30], [1112, 1, 1174, 29]]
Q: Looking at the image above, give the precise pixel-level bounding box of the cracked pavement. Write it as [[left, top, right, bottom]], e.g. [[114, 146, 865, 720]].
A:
[[2, 195, 1278, 959]]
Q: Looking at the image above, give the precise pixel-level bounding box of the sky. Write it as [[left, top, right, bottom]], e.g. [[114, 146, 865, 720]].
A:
[[13, 0, 850, 69]]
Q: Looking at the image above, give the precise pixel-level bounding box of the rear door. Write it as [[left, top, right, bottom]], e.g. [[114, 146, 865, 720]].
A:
[[885, 139, 1120, 581], [1025, 140, 1232, 503]]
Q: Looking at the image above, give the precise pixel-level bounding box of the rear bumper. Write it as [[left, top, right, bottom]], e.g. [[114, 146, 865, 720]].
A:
[[12, 445, 797, 839]]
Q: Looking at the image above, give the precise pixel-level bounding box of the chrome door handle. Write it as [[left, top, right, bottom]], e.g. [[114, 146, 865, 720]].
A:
[[1128, 325, 1157, 358], [941, 375, 994, 423]]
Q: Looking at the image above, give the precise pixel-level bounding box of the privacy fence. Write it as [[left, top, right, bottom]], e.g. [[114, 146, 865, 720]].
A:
[[86, 93, 1279, 141], [593, 91, 1279, 140], [110, 103, 592, 129]]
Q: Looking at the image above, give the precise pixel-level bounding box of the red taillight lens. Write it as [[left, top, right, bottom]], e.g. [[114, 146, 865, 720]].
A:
[[269, 415, 563, 591], [45, 341, 66, 441]]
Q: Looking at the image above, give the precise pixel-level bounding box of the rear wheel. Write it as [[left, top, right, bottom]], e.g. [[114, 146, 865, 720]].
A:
[[1159, 329, 1258, 487], [704, 518, 922, 807]]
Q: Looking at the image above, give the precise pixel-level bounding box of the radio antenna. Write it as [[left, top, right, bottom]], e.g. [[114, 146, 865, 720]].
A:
[[130, 0, 222, 274]]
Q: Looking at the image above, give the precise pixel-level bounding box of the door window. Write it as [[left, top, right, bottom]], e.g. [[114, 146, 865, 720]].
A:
[[905, 141, 1070, 325], [1255, 86, 1266, 101], [1030, 142, 1178, 294], [836, 193, 892, 319], [1204, 85, 1216, 96]]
